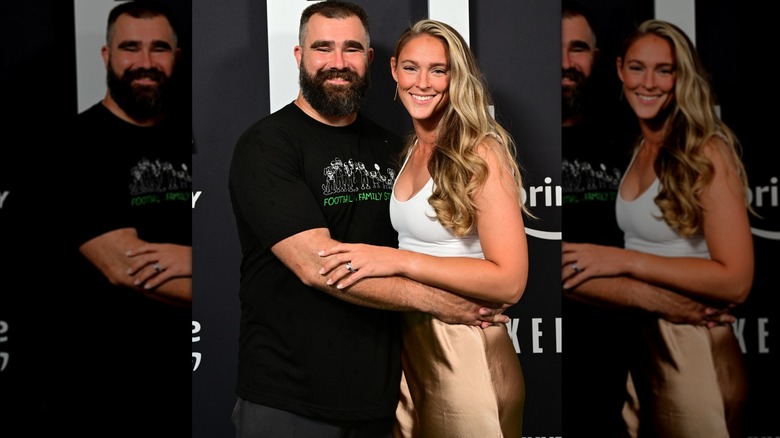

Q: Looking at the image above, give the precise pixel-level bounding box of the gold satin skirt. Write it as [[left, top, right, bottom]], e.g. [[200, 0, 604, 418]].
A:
[[394, 312, 525, 438], [622, 320, 747, 438]]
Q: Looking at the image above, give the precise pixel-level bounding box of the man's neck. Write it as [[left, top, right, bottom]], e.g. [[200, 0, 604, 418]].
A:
[[102, 94, 163, 127], [294, 94, 356, 127]]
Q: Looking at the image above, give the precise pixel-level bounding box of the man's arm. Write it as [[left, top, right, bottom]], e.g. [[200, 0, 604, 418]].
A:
[[78, 228, 191, 307], [563, 273, 733, 326], [273, 227, 508, 326]]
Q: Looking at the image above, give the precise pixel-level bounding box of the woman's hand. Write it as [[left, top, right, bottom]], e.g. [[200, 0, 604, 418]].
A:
[[126, 243, 192, 289], [561, 242, 631, 289], [318, 243, 406, 289]]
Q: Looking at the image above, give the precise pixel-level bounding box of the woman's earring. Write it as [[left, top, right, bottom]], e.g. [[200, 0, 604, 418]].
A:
[[394, 84, 398, 102]]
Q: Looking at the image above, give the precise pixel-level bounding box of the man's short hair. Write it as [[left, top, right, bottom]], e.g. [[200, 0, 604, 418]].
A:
[[562, 1, 597, 45], [298, 1, 370, 46], [107, 0, 179, 45]]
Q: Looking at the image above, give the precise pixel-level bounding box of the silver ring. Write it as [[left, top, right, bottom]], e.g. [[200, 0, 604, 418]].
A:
[[572, 262, 580, 273], [153, 262, 162, 273], [346, 262, 356, 273]]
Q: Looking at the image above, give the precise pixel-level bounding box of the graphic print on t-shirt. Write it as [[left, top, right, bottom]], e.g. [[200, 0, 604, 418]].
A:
[[129, 157, 192, 207], [562, 157, 622, 204], [322, 156, 396, 195]]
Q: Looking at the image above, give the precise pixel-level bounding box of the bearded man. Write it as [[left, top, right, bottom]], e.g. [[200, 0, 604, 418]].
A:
[[561, 2, 598, 128], [43, 1, 192, 434], [228, 2, 506, 436]]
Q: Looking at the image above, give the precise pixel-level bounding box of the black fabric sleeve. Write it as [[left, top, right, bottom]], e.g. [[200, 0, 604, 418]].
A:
[[69, 141, 136, 248], [229, 120, 328, 250]]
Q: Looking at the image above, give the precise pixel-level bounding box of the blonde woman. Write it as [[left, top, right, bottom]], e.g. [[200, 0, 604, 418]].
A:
[[563, 20, 752, 437], [319, 19, 527, 438]]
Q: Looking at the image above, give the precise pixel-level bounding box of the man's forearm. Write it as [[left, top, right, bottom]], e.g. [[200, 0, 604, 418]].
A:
[[304, 270, 419, 311], [144, 277, 191, 307], [306, 270, 495, 326], [564, 276, 648, 309], [564, 275, 717, 325]]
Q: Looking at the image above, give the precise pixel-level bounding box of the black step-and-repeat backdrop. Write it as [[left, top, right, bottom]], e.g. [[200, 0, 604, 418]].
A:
[[697, 1, 779, 432], [191, 1, 561, 436], [0, 2, 78, 429], [0, 1, 776, 437]]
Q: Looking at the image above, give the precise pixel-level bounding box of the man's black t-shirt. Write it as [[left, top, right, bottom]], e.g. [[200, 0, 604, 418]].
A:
[[229, 103, 404, 421], [561, 116, 638, 436], [43, 102, 191, 434]]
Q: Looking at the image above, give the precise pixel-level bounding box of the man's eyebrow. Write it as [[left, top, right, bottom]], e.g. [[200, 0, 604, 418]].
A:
[[343, 40, 365, 50], [117, 40, 140, 49], [151, 40, 173, 50], [570, 40, 592, 51], [116, 40, 173, 50], [310, 40, 335, 49], [309, 40, 365, 51]]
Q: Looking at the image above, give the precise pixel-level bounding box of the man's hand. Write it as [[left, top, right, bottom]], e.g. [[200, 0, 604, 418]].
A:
[[660, 294, 735, 327], [416, 283, 510, 328], [479, 306, 512, 328]]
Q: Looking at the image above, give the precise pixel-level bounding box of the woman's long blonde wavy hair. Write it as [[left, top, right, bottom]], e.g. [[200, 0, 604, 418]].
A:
[[392, 19, 527, 237], [620, 20, 751, 236]]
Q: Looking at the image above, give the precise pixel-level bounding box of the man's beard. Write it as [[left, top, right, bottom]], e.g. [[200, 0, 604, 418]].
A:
[[299, 59, 370, 117], [562, 67, 588, 121], [107, 63, 171, 121]]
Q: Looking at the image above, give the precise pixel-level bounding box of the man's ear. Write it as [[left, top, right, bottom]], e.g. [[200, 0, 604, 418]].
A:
[[367, 47, 374, 65], [101, 45, 110, 69], [294, 45, 303, 69]]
